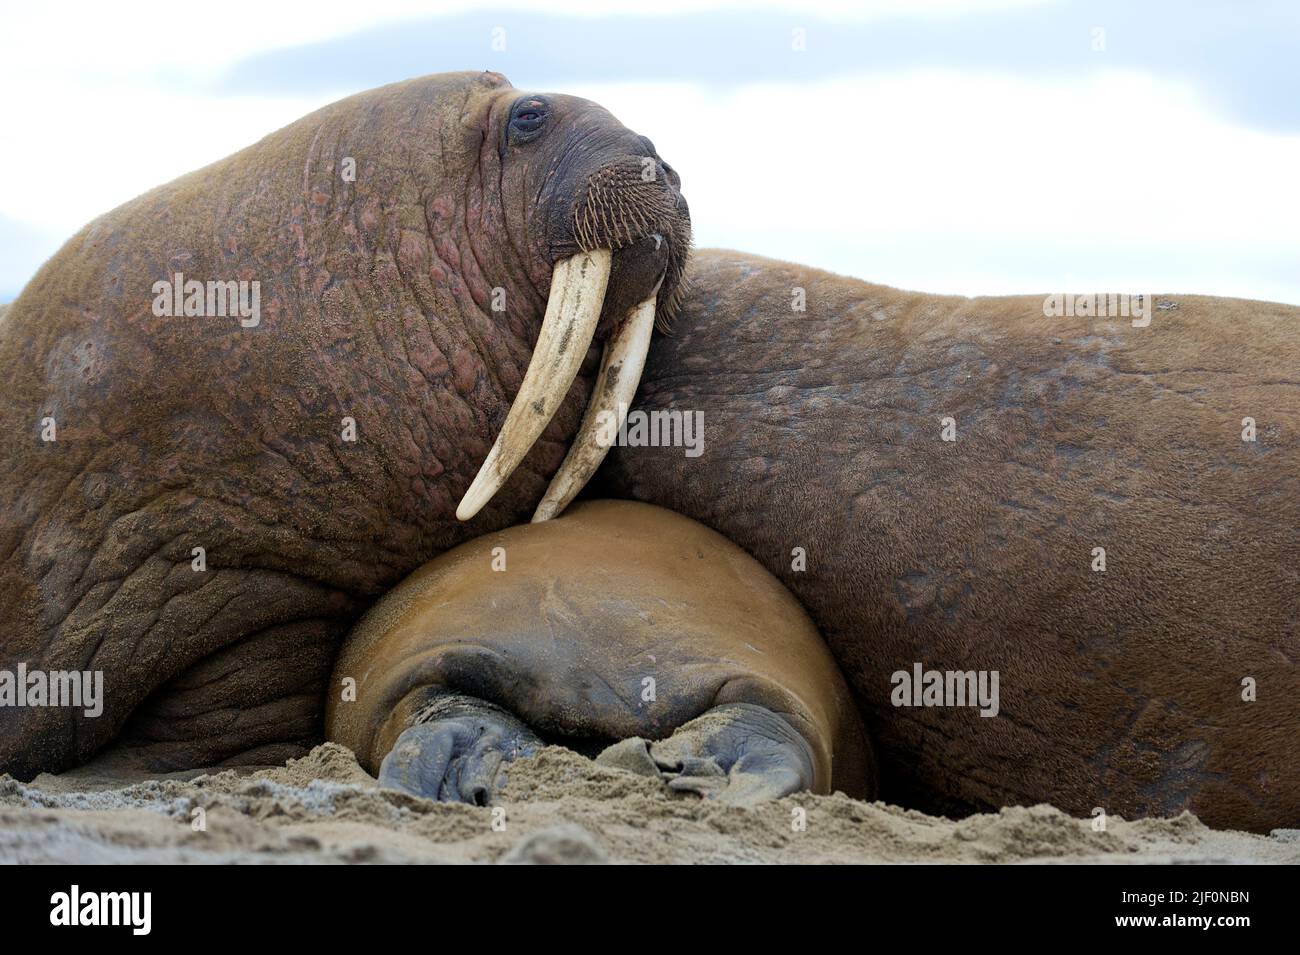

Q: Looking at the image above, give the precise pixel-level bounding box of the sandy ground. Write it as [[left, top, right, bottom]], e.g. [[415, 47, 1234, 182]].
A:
[[2, 743, 1296, 864]]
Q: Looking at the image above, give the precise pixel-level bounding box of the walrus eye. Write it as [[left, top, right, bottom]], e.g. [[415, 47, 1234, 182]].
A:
[[509, 97, 549, 143]]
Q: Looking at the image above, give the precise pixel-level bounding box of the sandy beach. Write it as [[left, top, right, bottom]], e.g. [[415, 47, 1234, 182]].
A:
[[3, 743, 1295, 865]]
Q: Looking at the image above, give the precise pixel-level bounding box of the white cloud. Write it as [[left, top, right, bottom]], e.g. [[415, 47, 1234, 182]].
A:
[[2, 1, 1296, 304], [0, 88, 334, 234], [575, 72, 1300, 301]]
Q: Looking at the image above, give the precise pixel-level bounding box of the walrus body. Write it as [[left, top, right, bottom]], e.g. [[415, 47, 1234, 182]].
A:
[[327, 499, 872, 803], [600, 249, 1300, 832], [0, 72, 690, 779]]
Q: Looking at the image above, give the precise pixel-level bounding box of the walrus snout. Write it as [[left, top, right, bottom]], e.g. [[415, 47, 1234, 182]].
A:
[[568, 152, 691, 327]]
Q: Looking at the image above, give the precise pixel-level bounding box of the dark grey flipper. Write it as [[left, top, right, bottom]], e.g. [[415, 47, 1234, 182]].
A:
[[378, 691, 540, 805], [647, 702, 816, 806]]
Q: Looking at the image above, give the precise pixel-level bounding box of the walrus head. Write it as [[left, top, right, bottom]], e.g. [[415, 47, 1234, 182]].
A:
[[454, 77, 692, 523]]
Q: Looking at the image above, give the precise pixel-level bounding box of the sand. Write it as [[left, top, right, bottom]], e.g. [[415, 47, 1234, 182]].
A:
[[2, 743, 1296, 864]]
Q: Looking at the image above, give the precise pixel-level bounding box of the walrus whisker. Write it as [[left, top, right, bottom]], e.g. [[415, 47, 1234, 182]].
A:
[[456, 248, 613, 521], [533, 280, 661, 522]]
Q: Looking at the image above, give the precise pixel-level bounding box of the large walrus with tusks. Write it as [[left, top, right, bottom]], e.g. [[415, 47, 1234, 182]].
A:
[[598, 249, 1300, 833], [0, 71, 691, 779]]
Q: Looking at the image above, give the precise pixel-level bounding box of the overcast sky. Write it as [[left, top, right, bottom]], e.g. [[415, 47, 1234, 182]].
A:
[[0, 0, 1296, 303]]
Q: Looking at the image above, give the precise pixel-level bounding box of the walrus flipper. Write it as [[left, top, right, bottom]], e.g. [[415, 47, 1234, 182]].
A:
[[645, 703, 816, 806], [378, 689, 539, 805]]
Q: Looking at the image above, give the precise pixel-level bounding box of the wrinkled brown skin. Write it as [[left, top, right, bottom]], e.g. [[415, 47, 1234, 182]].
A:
[[327, 499, 872, 796], [0, 71, 689, 779], [599, 249, 1300, 833]]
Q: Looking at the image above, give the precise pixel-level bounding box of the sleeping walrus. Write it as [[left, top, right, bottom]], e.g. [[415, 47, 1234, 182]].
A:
[[327, 499, 872, 805]]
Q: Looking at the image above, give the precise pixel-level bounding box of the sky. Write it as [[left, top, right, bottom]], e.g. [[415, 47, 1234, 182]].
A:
[[0, 0, 1296, 304]]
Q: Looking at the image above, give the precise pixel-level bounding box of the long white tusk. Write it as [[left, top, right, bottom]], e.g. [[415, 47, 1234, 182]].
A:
[[531, 287, 659, 522], [456, 249, 613, 522]]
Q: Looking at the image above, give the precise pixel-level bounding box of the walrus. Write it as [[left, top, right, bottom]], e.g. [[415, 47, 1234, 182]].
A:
[[326, 499, 872, 804], [596, 249, 1300, 833], [0, 71, 690, 779]]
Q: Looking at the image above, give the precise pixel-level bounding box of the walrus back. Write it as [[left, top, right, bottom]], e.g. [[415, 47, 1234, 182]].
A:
[[603, 247, 1300, 831]]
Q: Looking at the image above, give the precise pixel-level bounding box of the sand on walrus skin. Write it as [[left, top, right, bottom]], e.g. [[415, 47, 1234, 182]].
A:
[[2, 743, 1296, 864]]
